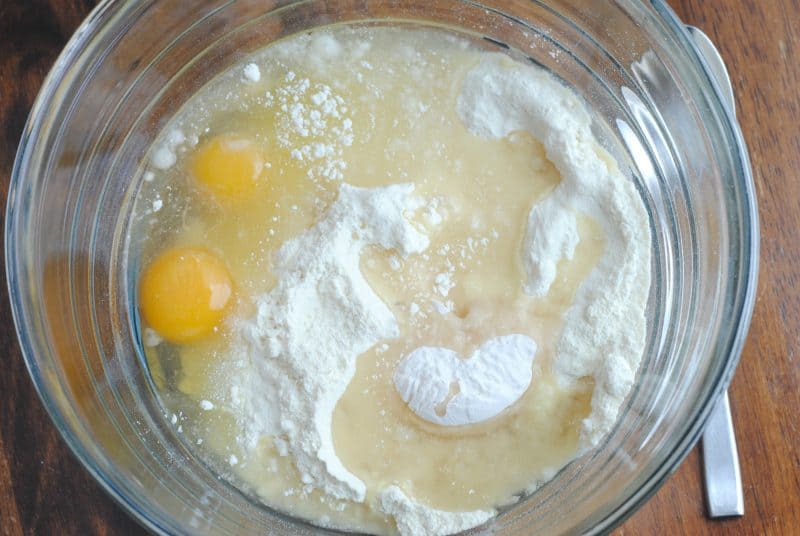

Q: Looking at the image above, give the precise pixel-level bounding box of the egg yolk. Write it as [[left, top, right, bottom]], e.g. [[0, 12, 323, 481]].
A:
[[139, 247, 233, 344], [191, 134, 264, 201]]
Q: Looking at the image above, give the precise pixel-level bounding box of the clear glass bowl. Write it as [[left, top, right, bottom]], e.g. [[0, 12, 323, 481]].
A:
[[6, 0, 758, 534]]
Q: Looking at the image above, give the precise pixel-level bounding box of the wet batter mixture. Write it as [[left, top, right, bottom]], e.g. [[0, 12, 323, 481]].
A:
[[133, 25, 650, 536]]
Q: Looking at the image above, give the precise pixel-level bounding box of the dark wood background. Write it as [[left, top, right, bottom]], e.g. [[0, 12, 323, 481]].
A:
[[1, 0, 798, 534]]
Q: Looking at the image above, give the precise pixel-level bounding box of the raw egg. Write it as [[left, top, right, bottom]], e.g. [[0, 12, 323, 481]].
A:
[[191, 134, 264, 201], [139, 247, 233, 343]]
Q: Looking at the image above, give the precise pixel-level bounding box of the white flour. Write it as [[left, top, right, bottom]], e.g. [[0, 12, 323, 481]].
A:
[[378, 486, 494, 536], [242, 63, 261, 82], [231, 183, 428, 501], [265, 74, 353, 182], [457, 55, 651, 450], [394, 335, 538, 426]]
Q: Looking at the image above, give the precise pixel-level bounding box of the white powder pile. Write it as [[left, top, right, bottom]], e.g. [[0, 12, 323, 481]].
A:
[[378, 486, 494, 536], [457, 55, 651, 450], [150, 128, 186, 170], [394, 335, 538, 426], [242, 62, 261, 82], [230, 183, 429, 502]]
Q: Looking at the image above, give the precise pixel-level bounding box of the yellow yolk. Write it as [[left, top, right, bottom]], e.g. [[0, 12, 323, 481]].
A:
[[139, 247, 233, 344], [191, 134, 264, 201]]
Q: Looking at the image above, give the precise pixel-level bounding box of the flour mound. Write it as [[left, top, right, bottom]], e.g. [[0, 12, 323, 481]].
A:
[[232, 183, 429, 501], [394, 334, 537, 426], [457, 55, 651, 451], [378, 486, 494, 536]]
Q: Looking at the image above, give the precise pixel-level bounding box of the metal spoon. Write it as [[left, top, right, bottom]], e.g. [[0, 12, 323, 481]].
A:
[[687, 25, 745, 518]]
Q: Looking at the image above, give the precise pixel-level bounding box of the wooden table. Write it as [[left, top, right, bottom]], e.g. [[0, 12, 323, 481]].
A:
[[1, 0, 798, 534]]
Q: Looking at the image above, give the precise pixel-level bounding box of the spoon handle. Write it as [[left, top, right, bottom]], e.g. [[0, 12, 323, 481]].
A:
[[701, 391, 744, 517]]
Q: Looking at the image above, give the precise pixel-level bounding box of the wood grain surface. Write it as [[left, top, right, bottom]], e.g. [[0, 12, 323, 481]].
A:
[[0, 0, 798, 534]]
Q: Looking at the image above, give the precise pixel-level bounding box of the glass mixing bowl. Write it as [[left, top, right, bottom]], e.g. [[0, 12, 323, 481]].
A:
[[6, 0, 758, 534]]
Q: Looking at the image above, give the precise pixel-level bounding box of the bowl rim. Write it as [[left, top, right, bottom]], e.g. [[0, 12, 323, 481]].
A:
[[5, 0, 760, 534], [586, 1, 759, 531]]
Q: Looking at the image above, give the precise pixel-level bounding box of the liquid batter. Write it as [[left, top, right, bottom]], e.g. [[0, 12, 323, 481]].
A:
[[133, 24, 648, 536]]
